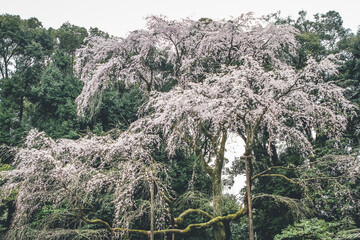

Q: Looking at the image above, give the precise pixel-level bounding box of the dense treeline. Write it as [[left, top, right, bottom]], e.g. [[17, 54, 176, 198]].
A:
[[0, 11, 359, 240]]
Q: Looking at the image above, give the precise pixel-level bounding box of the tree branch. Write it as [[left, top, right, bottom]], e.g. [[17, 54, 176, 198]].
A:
[[252, 166, 296, 179], [177, 127, 214, 177], [252, 173, 298, 185], [75, 206, 246, 236], [174, 208, 213, 226]]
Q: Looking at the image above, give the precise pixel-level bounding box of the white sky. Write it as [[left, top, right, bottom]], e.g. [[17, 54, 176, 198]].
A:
[[1, 0, 359, 37], [224, 132, 246, 198]]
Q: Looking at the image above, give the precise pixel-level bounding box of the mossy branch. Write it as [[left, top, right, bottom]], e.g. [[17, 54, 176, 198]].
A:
[[298, 175, 356, 182], [81, 216, 113, 232], [77, 207, 246, 236], [174, 208, 213, 226]]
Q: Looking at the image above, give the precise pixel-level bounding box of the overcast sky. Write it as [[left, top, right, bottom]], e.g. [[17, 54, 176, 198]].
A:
[[1, 0, 359, 37]]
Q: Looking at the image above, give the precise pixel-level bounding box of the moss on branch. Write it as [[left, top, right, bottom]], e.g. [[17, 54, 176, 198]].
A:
[[79, 207, 246, 236], [174, 208, 213, 225]]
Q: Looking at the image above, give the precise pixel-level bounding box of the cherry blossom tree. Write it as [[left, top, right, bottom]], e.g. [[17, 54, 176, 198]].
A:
[[74, 14, 355, 240], [2, 14, 356, 240], [0, 129, 172, 239], [75, 13, 298, 117], [75, 36, 125, 116], [145, 15, 210, 84], [75, 29, 172, 117], [131, 49, 355, 240]]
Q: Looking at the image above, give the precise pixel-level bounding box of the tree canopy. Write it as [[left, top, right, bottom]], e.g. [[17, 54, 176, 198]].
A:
[[0, 10, 359, 240]]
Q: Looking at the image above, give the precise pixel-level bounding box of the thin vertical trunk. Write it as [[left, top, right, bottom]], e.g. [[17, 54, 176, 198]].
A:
[[6, 200, 15, 227], [19, 95, 24, 123], [212, 173, 225, 240], [224, 221, 232, 240], [150, 181, 154, 240], [169, 200, 175, 240], [245, 155, 254, 240], [4, 58, 9, 79], [212, 128, 228, 240]]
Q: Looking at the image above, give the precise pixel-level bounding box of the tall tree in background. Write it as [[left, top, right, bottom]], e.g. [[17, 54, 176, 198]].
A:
[[0, 14, 55, 144], [56, 22, 88, 64], [0, 14, 24, 79], [30, 50, 83, 139]]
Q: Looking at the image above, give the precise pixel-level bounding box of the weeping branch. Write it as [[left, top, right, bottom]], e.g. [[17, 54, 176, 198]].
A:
[[251, 166, 298, 185], [253, 173, 298, 185], [253, 193, 310, 219]]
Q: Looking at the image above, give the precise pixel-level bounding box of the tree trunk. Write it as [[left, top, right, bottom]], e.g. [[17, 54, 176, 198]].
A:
[[150, 181, 154, 240], [6, 200, 15, 228], [19, 95, 24, 123], [224, 221, 232, 240], [212, 173, 225, 240], [245, 155, 254, 240], [4, 58, 9, 79]]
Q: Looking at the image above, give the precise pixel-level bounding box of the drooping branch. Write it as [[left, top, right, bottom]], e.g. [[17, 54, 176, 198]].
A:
[[251, 166, 298, 185], [253, 194, 310, 219], [253, 173, 298, 185]]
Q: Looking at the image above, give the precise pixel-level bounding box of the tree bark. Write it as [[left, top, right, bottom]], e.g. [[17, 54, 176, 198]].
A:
[[6, 200, 15, 228], [245, 155, 254, 240], [224, 220, 232, 240], [19, 95, 24, 123], [150, 180, 154, 240], [212, 173, 225, 240]]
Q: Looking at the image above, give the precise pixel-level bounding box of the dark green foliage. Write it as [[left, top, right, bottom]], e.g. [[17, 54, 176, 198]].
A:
[[0, 101, 16, 145], [294, 32, 325, 68], [89, 82, 144, 133], [271, 10, 352, 68], [248, 11, 360, 240], [150, 145, 214, 240], [251, 146, 303, 239], [274, 218, 355, 240], [0, 79, 31, 145], [31, 50, 83, 139], [89, 27, 110, 38], [338, 33, 360, 149], [0, 14, 26, 79], [0, 14, 56, 145], [56, 22, 88, 60]]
